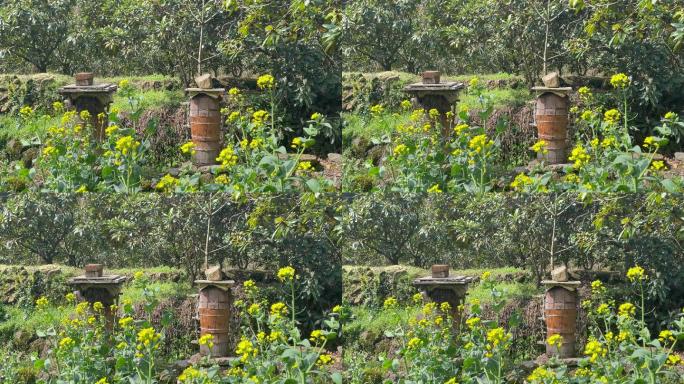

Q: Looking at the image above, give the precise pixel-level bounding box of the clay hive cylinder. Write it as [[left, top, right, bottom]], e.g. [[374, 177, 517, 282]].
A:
[[536, 93, 569, 164], [198, 286, 231, 356], [189, 94, 222, 166], [544, 286, 577, 358]]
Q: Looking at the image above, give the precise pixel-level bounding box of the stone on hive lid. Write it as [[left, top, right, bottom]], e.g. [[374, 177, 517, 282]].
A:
[[542, 72, 560, 88], [205, 265, 225, 282], [85, 264, 104, 278], [422, 71, 441, 84], [551, 265, 569, 282], [75, 72, 94, 86], [195, 74, 214, 90], [431, 264, 450, 278]]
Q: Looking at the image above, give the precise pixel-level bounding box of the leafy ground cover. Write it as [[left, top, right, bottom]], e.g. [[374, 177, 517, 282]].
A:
[[0, 266, 343, 384], [342, 72, 684, 193], [342, 268, 684, 383]]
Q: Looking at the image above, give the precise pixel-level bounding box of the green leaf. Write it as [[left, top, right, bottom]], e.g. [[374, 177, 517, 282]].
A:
[[306, 178, 321, 193]]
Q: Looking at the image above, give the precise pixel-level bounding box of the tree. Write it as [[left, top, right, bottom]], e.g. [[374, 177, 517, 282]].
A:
[[0, 0, 76, 72], [0, 194, 77, 264], [343, 0, 421, 71], [341, 195, 424, 265]]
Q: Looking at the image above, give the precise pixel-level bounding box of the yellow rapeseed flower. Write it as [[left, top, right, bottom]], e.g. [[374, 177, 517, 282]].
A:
[[297, 161, 313, 172], [180, 141, 196, 155], [270, 302, 288, 318], [383, 297, 398, 309], [277, 266, 296, 282], [596, 303, 610, 316], [578, 86, 592, 100], [468, 134, 493, 154], [105, 125, 119, 136], [618, 302, 636, 317], [626, 266, 646, 282], [650, 160, 666, 171], [659, 330, 675, 343], [310, 330, 326, 343], [227, 111, 241, 123], [604, 109, 621, 124], [664, 112, 678, 120], [466, 317, 481, 329], [547, 334, 563, 348], [666, 354, 682, 366], [115, 135, 140, 156], [427, 184, 443, 194], [510, 173, 533, 190], [35, 296, 49, 309], [156, 174, 179, 192], [370, 104, 385, 116], [317, 353, 333, 366], [217, 147, 238, 168], [235, 338, 256, 362], [119, 317, 134, 328], [569, 144, 590, 169], [199, 333, 215, 349], [610, 73, 630, 89], [59, 336, 76, 350], [528, 366, 555, 382], [252, 110, 270, 126], [486, 327, 511, 347], [584, 338, 606, 363], [393, 144, 409, 156], [137, 327, 161, 347], [247, 303, 261, 316], [532, 140, 548, 154], [257, 74, 275, 90], [407, 337, 423, 350], [178, 367, 203, 382]]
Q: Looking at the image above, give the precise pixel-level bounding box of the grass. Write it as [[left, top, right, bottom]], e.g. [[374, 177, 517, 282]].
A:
[[121, 280, 192, 304], [343, 269, 539, 350], [0, 87, 184, 143], [0, 114, 60, 142], [0, 264, 184, 276], [342, 75, 531, 145], [344, 305, 419, 346], [344, 71, 522, 84], [458, 87, 530, 110], [0, 73, 176, 86], [111, 89, 184, 113], [343, 264, 527, 279], [0, 277, 190, 348], [467, 281, 539, 304], [0, 304, 71, 340]]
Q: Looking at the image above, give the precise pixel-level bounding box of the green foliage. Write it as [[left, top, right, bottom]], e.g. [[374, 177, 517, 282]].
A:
[[344, 273, 684, 383], [0, 193, 343, 328], [222, 0, 343, 153], [177, 269, 341, 383], [341, 193, 684, 325], [1, 86, 337, 193], [343, 0, 427, 71], [0, 0, 75, 72], [569, 0, 684, 122]]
